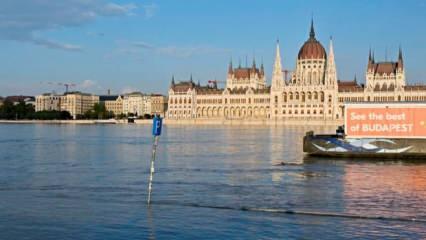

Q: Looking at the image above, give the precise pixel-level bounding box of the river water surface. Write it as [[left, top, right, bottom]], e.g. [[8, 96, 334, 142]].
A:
[[0, 124, 426, 239]]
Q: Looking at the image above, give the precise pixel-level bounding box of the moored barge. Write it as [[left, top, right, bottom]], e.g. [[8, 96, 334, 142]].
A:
[[303, 103, 426, 159]]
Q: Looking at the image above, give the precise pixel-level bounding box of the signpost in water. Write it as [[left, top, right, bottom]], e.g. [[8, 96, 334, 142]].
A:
[[147, 115, 162, 205]]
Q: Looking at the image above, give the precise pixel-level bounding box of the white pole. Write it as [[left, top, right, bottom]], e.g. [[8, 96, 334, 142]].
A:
[[147, 135, 159, 205]]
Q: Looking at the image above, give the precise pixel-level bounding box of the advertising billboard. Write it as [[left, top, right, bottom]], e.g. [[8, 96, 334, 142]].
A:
[[345, 103, 426, 138]]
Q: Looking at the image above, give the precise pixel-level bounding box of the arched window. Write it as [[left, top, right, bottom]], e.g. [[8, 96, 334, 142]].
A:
[[308, 72, 312, 85]]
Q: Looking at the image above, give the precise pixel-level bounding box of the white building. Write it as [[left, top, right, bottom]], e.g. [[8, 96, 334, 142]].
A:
[[35, 92, 99, 119], [35, 93, 61, 111], [122, 92, 153, 116], [167, 20, 426, 123]]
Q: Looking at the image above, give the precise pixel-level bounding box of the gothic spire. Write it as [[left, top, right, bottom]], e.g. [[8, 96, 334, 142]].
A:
[[309, 18, 315, 39], [398, 46, 404, 69], [326, 37, 337, 86], [398, 46, 403, 61], [368, 48, 372, 62], [271, 40, 284, 90], [171, 75, 175, 87], [228, 58, 233, 74], [190, 73, 193, 83]]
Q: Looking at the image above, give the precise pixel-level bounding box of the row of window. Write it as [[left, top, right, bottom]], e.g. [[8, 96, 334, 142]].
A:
[[170, 98, 192, 104], [276, 92, 333, 103], [340, 95, 426, 102]]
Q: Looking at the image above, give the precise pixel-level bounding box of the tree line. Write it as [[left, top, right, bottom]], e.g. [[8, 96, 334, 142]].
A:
[[0, 101, 155, 120], [0, 101, 72, 120]]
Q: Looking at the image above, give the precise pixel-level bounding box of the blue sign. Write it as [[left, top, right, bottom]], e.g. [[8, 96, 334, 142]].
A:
[[152, 116, 163, 136]]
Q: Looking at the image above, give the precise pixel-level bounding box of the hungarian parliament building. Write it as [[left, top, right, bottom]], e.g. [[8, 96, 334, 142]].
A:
[[167, 21, 426, 122]]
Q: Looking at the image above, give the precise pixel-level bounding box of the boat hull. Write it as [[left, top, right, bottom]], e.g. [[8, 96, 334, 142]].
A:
[[303, 133, 426, 159]]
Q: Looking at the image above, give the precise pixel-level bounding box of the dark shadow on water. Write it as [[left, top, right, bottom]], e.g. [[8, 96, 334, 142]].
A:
[[303, 154, 426, 165]]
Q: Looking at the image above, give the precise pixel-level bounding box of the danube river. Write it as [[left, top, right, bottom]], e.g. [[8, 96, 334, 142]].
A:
[[1, 124, 426, 239]]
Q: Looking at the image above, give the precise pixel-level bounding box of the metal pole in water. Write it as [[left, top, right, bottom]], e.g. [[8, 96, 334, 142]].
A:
[[147, 115, 163, 205]]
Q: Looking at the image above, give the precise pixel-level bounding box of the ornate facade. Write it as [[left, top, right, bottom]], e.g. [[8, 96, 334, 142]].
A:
[[167, 20, 426, 122]]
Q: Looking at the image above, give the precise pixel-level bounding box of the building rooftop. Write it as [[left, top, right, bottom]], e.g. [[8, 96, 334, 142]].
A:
[[338, 80, 364, 92], [99, 95, 120, 101]]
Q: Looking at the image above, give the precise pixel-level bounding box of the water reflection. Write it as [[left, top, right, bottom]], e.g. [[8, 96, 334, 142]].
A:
[[343, 161, 426, 219]]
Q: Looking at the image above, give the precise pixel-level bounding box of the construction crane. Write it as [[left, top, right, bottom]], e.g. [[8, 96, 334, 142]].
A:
[[46, 82, 76, 93], [58, 82, 76, 93]]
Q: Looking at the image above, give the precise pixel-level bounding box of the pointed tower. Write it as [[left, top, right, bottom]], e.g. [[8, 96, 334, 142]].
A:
[[398, 46, 404, 70], [170, 75, 175, 88], [309, 18, 316, 40], [271, 40, 284, 91], [228, 59, 233, 74], [325, 37, 337, 87], [368, 48, 373, 72], [396, 46, 405, 88]]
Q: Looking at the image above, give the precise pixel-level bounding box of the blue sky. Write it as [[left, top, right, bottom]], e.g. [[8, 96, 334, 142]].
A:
[[1, 0, 426, 96]]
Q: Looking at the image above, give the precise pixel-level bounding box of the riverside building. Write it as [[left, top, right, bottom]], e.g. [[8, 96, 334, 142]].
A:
[[167, 20, 426, 123], [100, 95, 123, 116], [35, 92, 99, 119]]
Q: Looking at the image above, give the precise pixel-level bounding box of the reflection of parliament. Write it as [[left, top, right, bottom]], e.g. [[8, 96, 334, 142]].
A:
[[167, 21, 426, 123]]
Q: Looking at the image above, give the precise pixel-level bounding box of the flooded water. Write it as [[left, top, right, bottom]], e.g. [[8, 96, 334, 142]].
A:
[[0, 124, 426, 239]]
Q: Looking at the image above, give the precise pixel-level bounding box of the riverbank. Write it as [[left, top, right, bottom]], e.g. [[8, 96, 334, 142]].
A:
[[164, 118, 342, 127], [0, 118, 342, 127], [0, 120, 128, 124]]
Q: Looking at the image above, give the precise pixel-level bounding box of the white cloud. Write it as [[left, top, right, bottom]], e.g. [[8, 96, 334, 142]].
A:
[[142, 3, 158, 19], [124, 41, 231, 58], [132, 41, 154, 49], [0, 0, 138, 51], [121, 86, 139, 94], [101, 3, 137, 16], [80, 80, 97, 89]]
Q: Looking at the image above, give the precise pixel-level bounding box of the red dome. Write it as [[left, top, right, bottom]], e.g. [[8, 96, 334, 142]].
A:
[[298, 20, 326, 60], [298, 38, 326, 60]]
